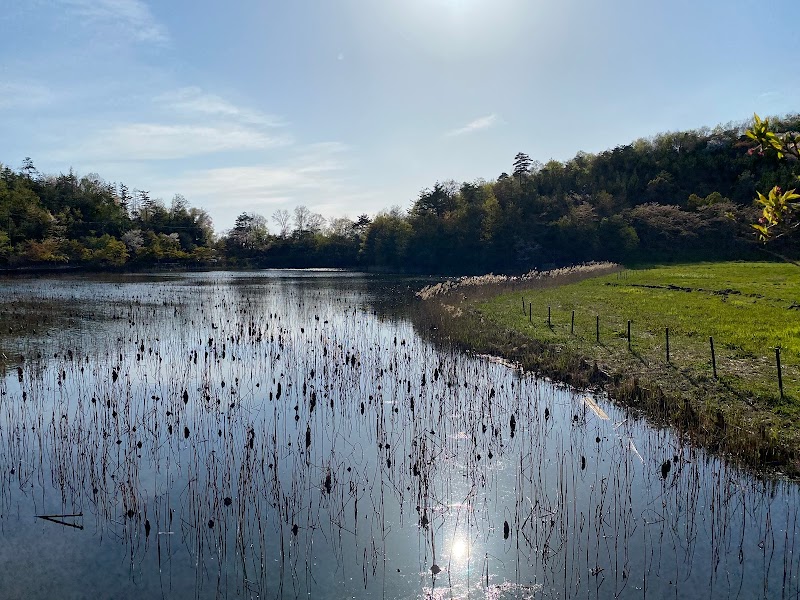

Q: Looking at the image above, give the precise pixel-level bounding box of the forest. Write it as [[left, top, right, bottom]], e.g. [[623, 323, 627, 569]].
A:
[[2, 115, 798, 273]]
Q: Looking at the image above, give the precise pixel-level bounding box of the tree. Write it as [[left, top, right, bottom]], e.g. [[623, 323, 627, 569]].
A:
[[122, 229, 145, 256], [118, 183, 132, 214], [597, 215, 639, 261], [0, 230, 11, 263], [20, 157, 37, 180], [271, 209, 292, 238], [0, 159, 216, 268], [327, 216, 355, 238], [292, 205, 325, 234], [16, 238, 67, 265], [227, 213, 269, 257], [353, 214, 371, 237], [747, 114, 799, 241], [170, 193, 188, 216], [410, 182, 457, 218], [360, 210, 412, 269], [85, 234, 129, 266], [513, 152, 532, 184], [629, 203, 702, 257], [306, 211, 326, 233], [187, 207, 214, 247], [646, 170, 678, 203], [293, 205, 311, 233], [132, 189, 149, 219]]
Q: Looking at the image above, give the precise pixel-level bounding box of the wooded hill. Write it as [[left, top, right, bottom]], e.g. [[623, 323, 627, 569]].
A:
[[2, 115, 798, 273]]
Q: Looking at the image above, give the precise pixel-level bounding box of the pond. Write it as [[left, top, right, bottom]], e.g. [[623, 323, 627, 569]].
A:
[[0, 270, 797, 599]]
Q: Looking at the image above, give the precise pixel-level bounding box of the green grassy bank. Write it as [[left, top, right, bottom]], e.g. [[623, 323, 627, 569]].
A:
[[420, 261, 800, 476]]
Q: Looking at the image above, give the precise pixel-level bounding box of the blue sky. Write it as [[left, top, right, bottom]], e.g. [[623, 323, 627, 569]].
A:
[[1, 0, 798, 232]]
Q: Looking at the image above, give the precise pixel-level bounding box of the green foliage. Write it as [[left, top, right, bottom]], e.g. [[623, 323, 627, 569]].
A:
[[597, 215, 639, 260], [512, 152, 532, 182], [360, 211, 412, 269], [687, 191, 727, 211], [753, 186, 800, 241], [746, 114, 800, 242], [0, 231, 11, 260], [85, 234, 129, 266], [0, 161, 215, 269], [747, 114, 800, 160], [14, 238, 68, 265], [227, 212, 270, 259]]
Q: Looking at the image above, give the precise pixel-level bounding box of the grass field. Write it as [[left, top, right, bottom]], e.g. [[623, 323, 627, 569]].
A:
[[480, 262, 798, 410]]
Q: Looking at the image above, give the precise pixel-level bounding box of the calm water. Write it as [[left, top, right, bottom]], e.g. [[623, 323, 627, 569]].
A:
[[0, 270, 797, 599]]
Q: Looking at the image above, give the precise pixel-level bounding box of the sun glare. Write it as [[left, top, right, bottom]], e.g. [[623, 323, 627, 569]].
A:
[[440, 0, 472, 8], [451, 537, 469, 560], [436, 0, 482, 17]]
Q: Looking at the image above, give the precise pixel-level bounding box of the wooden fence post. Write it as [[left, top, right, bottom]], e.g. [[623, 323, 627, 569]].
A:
[[571, 310, 575, 335], [710, 336, 717, 379]]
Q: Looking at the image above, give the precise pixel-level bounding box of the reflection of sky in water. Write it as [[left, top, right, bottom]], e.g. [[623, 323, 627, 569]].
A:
[[0, 271, 797, 599]]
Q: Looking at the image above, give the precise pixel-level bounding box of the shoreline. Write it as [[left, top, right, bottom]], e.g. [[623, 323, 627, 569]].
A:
[[415, 263, 799, 479]]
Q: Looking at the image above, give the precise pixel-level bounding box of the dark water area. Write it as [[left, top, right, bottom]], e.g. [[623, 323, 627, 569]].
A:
[[0, 270, 797, 599]]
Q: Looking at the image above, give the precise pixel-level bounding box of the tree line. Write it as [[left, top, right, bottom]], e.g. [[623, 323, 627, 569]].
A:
[[2, 115, 798, 273], [0, 163, 215, 268]]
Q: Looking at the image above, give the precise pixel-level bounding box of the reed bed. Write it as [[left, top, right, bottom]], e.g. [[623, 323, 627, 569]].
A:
[[416, 262, 620, 302]]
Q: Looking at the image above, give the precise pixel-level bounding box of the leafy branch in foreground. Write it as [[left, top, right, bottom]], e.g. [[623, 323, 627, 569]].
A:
[[747, 114, 800, 241]]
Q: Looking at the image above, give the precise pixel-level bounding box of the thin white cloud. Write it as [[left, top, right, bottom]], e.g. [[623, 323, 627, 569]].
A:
[[170, 162, 346, 200], [59, 0, 168, 45], [157, 144, 359, 226], [156, 87, 284, 126], [45, 85, 295, 161], [446, 113, 499, 136], [57, 123, 291, 161]]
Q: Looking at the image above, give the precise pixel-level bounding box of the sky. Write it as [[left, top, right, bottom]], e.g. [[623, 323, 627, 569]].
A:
[[1, 0, 799, 233]]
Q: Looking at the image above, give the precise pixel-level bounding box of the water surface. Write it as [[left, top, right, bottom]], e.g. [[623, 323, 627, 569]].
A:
[[0, 271, 797, 599]]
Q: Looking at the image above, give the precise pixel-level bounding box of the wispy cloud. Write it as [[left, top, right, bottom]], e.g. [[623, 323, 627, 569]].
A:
[[156, 87, 284, 127], [56, 123, 291, 161], [48, 85, 296, 161], [168, 147, 349, 199], [59, 0, 168, 45], [157, 143, 359, 225], [446, 113, 499, 137]]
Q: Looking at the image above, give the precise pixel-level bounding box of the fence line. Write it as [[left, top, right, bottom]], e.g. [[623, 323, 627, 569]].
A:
[[516, 297, 791, 399]]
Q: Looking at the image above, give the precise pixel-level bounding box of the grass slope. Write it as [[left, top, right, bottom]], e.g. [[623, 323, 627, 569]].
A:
[[482, 262, 798, 404]]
